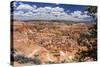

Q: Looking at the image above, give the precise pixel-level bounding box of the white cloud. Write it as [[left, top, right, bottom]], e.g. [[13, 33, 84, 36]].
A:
[[84, 11, 88, 14], [71, 11, 82, 18], [13, 1, 17, 7], [16, 3, 33, 11], [71, 10, 90, 19], [51, 7, 64, 12], [24, 11, 33, 16], [14, 3, 91, 21], [13, 11, 24, 15], [32, 5, 37, 9]]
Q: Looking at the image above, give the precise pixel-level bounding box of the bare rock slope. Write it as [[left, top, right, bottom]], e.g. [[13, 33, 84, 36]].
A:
[[11, 21, 96, 65]]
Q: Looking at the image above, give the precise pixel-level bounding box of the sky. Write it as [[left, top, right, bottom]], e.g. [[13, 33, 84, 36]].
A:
[[11, 1, 93, 22]]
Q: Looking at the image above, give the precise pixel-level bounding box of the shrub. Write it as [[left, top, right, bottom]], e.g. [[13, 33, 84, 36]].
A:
[[76, 24, 97, 62], [12, 54, 41, 64]]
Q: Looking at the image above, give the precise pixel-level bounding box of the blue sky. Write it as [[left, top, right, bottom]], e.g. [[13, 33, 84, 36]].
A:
[[11, 1, 93, 22]]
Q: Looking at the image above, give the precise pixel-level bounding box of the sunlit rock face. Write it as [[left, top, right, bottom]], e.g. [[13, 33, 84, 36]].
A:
[[11, 20, 91, 65]]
